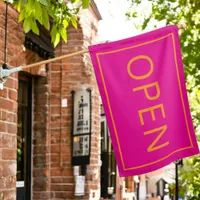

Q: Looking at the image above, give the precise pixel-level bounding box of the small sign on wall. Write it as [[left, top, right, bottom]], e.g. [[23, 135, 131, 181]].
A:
[[72, 89, 92, 166], [73, 135, 90, 156], [74, 176, 85, 196]]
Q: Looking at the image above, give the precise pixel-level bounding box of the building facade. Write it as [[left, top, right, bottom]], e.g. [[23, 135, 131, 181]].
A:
[[0, 1, 104, 200]]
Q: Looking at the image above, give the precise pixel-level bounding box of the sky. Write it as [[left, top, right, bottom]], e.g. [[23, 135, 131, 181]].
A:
[[94, 0, 164, 42], [94, 0, 151, 42], [95, 0, 136, 41]]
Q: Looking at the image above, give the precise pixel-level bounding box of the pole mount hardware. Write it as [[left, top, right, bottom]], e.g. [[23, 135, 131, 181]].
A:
[[0, 65, 22, 90]]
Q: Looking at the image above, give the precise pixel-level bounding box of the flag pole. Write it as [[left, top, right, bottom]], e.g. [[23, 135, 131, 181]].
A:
[[0, 24, 186, 88], [21, 24, 186, 70], [22, 49, 89, 70]]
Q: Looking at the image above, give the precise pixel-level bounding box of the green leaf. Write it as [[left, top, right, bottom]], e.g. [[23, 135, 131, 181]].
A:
[[23, 17, 32, 33], [54, 33, 60, 47], [39, 0, 48, 6], [59, 27, 67, 41], [51, 24, 58, 45], [34, 1, 42, 22], [27, 0, 35, 10], [71, 16, 77, 29], [16, 0, 22, 11], [46, 6, 54, 18], [82, 0, 90, 9], [142, 16, 151, 30], [62, 19, 69, 28], [31, 20, 39, 34], [18, 8, 26, 22], [42, 8, 50, 29], [51, 24, 61, 46], [50, 24, 57, 38]]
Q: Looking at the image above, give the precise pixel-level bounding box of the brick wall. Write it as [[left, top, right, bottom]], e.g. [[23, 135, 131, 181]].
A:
[[80, 6, 101, 200], [0, 2, 48, 200], [0, 1, 101, 200], [32, 76, 51, 200], [46, 5, 101, 200], [0, 3, 23, 200]]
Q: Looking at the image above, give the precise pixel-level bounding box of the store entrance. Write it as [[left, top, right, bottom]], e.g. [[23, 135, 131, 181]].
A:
[[17, 75, 32, 200]]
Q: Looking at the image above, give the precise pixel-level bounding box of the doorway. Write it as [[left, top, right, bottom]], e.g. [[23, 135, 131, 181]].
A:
[[17, 75, 32, 200], [100, 106, 116, 199]]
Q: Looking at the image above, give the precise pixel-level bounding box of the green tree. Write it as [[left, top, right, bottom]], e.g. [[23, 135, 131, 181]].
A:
[[179, 156, 200, 199], [127, 0, 200, 84], [127, 0, 200, 136], [167, 157, 200, 199], [127, 0, 200, 198], [2, 0, 90, 46]]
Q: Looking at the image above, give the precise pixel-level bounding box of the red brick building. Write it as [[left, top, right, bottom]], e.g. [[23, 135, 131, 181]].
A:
[[0, 1, 104, 199]]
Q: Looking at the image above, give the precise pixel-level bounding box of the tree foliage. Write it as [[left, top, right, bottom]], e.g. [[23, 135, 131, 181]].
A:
[[127, 0, 200, 137], [167, 156, 200, 199], [127, 0, 200, 83], [179, 156, 200, 199], [127, 0, 200, 198], [2, 0, 90, 46]]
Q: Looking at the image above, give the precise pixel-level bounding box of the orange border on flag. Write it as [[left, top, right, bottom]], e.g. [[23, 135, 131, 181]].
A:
[[96, 33, 194, 171]]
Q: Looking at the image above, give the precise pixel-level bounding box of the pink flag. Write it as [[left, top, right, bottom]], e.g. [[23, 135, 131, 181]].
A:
[[89, 25, 199, 177]]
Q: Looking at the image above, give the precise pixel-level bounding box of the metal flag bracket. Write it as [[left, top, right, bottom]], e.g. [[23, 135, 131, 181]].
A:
[[0, 66, 22, 90]]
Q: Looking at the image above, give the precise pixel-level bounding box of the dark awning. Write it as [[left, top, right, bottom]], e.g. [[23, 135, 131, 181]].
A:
[[25, 25, 55, 59]]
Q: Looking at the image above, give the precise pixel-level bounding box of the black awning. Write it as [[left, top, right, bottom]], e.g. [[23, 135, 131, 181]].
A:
[[25, 25, 55, 59]]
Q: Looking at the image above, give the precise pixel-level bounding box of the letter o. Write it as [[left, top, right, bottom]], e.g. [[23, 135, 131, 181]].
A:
[[127, 55, 154, 80]]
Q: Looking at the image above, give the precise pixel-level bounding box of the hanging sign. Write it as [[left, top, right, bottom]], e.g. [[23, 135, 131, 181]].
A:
[[89, 25, 199, 177], [72, 89, 91, 165]]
